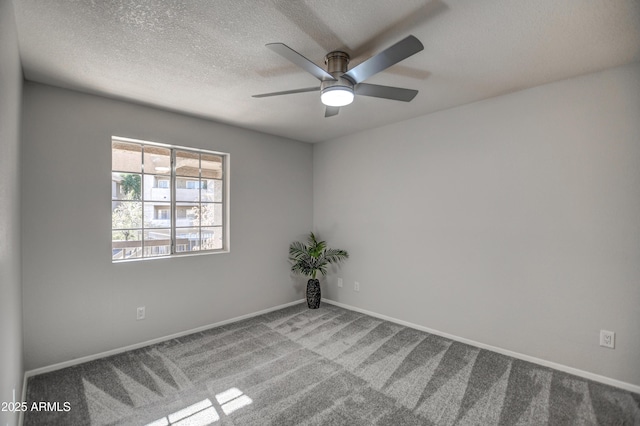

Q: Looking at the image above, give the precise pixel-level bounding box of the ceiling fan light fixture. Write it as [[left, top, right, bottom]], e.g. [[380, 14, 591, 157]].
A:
[[321, 86, 354, 107], [254, 36, 424, 116]]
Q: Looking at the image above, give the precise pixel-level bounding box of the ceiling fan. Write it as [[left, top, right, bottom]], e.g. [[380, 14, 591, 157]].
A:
[[252, 35, 424, 117]]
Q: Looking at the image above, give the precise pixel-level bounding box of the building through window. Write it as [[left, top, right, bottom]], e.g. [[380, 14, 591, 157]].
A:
[[111, 137, 228, 261]]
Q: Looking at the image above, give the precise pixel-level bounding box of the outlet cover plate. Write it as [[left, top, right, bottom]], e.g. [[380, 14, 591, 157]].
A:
[[600, 330, 615, 349]]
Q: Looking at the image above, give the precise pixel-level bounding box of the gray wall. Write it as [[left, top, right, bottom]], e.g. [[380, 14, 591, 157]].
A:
[[314, 63, 640, 386], [21, 83, 313, 370], [0, 0, 23, 424]]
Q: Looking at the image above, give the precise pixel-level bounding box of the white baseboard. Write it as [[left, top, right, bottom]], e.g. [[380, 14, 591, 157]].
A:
[[322, 298, 640, 395], [23, 299, 305, 380]]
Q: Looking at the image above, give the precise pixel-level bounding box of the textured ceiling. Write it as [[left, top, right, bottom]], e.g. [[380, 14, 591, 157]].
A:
[[12, 0, 640, 143]]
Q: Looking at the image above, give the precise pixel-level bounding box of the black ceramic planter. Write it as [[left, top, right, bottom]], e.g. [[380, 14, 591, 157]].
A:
[[306, 278, 321, 309]]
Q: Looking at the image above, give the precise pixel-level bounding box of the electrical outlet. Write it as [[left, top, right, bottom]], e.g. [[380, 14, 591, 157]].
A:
[[600, 330, 615, 349], [354, 281, 360, 292], [337, 277, 343, 288], [137, 306, 146, 320]]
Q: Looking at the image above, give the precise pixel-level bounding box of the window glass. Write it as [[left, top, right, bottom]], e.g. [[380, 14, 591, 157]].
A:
[[201, 153, 223, 179], [175, 150, 199, 177], [144, 146, 171, 175], [202, 227, 223, 250], [176, 178, 199, 202], [200, 203, 222, 227], [112, 142, 141, 173], [112, 230, 142, 260], [112, 173, 141, 200], [145, 175, 171, 202], [176, 228, 200, 253], [144, 229, 172, 257], [202, 179, 222, 202], [112, 137, 228, 261], [112, 201, 142, 228]]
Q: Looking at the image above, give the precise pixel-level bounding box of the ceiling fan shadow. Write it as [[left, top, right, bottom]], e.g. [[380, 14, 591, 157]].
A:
[[350, 0, 448, 60], [270, 0, 445, 82], [254, 63, 306, 78], [384, 65, 431, 80], [271, 0, 345, 53]]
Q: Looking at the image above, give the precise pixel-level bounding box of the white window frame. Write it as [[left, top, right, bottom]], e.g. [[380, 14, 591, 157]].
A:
[[111, 136, 230, 262]]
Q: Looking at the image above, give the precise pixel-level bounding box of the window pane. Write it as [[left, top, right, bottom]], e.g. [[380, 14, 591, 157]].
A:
[[202, 179, 222, 202], [176, 227, 200, 253], [144, 146, 171, 175], [176, 178, 200, 202], [202, 227, 223, 250], [112, 141, 141, 173], [112, 201, 142, 228], [146, 202, 171, 228], [201, 154, 223, 179], [145, 175, 171, 201], [200, 203, 222, 226], [176, 203, 198, 227], [112, 230, 142, 260], [112, 173, 142, 200], [175, 150, 199, 177], [144, 229, 172, 257], [112, 229, 142, 242]]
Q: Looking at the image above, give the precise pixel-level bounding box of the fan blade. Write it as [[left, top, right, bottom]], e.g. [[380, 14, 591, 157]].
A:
[[266, 43, 336, 81], [343, 35, 424, 84], [355, 83, 418, 102], [325, 106, 340, 117], [252, 87, 320, 98]]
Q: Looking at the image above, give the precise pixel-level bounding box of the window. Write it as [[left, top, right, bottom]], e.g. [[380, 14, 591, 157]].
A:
[[156, 207, 170, 220], [111, 137, 228, 261], [185, 180, 199, 189]]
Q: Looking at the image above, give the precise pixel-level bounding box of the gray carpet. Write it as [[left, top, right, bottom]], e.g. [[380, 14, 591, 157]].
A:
[[25, 302, 640, 425]]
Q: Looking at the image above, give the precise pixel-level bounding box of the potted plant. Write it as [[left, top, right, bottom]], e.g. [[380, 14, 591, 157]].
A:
[[289, 232, 349, 309]]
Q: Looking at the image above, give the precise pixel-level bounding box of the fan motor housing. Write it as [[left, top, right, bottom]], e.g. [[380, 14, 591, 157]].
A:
[[325, 51, 349, 73], [322, 51, 354, 92]]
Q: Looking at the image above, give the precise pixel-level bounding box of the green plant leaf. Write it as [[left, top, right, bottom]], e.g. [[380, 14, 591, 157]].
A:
[[288, 232, 349, 278]]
